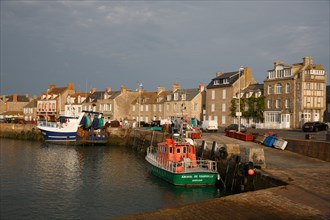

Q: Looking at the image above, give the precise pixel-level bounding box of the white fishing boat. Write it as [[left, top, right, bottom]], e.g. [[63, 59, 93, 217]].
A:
[[37, 110, 108, 145]]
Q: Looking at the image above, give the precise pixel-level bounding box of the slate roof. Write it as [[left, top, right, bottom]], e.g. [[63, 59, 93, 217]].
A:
[[6, 95, 30, 102], [83, 91, 122, 104], [242, 83, 264, 93], [24, 99, 38, 108], [206, 71, 240, 89]]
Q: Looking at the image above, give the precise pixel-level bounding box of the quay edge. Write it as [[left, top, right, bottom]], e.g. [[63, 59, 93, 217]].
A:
[[1, 124, 329, 219]]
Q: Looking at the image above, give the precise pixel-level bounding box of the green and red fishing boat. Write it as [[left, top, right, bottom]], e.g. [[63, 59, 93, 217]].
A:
[[145, 136, 218, 186]]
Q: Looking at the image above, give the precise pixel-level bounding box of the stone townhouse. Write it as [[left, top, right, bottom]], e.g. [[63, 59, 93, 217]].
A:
[[37, 83, 75, 121], [64, 92, 89, 116], [130, 89, 160, 124], [0, 94, 31, 121], [23, 98, 38, 122], [163, 83, 205, 122], [264, 56, 327, 129], [130, 83, 204, 125], [83, 86, 139, 122], [239, 83, 264, 128], [130, 86, 170, 124], [205, 67, 257, 127]]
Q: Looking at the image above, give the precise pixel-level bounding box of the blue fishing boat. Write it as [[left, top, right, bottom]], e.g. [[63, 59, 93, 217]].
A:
[[37, 110, 108, 145]]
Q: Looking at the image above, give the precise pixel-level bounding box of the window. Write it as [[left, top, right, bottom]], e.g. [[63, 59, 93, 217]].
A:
[[306, 83, 312, 90], [145, 105, 149, 112], [222, 89, 226, 99], [275, 100, 280, 108], [268, 71, 275, 79], [166, 103, 170, 112], [223, 79, 229, 84], [153, 104, 157, 112], [286, 83, 290, 93], [275, 83, 282, 94], [284, 69, 291, 77], [316, 83, 322, 91], [181, 94, 186, 100], [213, 80, 220, 85], [268, 85, 272, 94], [267, 100, 272, 109], [306, 97, 311, 103], [174, 93, 178, 101], [211, 103, 215, 112], [193, 103, 198, 111], [222, 103, 226, 112], [211, 90, 215, 100], [159, 104, 162, 112], [174, 103, 177, 112], [221, 116, 226, 124], [167, 95, 171, 101], [265, 112, 280, 123], [285, 99, 290, 108], [301, 113, 311, 119]]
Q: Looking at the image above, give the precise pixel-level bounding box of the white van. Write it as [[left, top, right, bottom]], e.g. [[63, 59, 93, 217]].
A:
[[200, 120, 218, 132]]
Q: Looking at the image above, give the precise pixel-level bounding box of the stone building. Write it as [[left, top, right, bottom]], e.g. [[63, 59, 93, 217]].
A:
[[37, 83, 75, 121], [264, 56, 327, 129], [324, 85, 330, 122], [82, 86, 139, 122], [0, 94, 31, 121], [129, 83, 204, 125], [205, 67, 257, 127], [239, 83, 264, 128], [23, 98, 38, 122], [64, 92, 89, 117], [162, 83, 205, 123]]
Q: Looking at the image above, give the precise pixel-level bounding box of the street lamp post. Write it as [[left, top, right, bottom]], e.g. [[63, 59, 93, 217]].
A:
[[237, 66, 244, 132], [138, 83, 143, 128]]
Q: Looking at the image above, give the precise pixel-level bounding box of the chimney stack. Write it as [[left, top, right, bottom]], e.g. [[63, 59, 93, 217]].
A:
[[216, 72, 223, 77], [199, 83, 205, 92], [303, 56, 313, 66], [172, 83, 180, 92], [121, 86, 127, 93], [67, 83, 74, 90], [49, 84, 56, 90], [13, 93, 18, 102]]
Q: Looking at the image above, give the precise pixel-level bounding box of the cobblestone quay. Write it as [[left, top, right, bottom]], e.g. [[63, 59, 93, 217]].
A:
[[115, 133, 330, 220]]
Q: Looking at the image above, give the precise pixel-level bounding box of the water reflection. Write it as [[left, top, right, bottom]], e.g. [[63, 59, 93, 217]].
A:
[[1, 139, 218, 220]]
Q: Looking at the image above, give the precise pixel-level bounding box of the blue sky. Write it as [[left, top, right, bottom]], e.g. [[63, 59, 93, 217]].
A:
[[1, 0, 329, 96]]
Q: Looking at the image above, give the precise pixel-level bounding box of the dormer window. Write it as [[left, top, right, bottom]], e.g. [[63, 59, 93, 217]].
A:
[[213, 80, 220, 85], [174, 93, 178, 101], [181, 94, 186, 101], [223, 79, 229, 84], [167, 95, 171, 101]]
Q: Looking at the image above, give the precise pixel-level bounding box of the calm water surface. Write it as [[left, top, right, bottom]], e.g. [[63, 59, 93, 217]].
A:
[[0, 139, 218, 220]]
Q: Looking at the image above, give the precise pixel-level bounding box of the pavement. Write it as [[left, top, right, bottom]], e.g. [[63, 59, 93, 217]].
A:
[[114, 133, 330, 220]]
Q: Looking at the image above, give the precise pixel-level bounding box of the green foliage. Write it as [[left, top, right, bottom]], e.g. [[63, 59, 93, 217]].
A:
[[230, 96, 265, 122]]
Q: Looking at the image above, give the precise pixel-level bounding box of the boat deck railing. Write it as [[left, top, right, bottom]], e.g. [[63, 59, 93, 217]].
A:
[[146, 147, 217, 173], [37, 121, 60, 128]]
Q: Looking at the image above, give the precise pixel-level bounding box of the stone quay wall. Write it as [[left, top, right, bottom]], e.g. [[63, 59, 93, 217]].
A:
[[0, 124, 328, 162]]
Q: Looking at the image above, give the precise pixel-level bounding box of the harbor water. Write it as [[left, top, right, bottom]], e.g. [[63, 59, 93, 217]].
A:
[[0, 139, 219, 220]]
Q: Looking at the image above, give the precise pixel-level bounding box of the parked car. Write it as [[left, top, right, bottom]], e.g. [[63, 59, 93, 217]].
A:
[[225, 124, 247, 133], [302, 122, 329, 132], [199, 120, 218, 132]]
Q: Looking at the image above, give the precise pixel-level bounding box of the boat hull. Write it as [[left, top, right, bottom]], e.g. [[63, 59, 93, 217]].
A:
[[146, 161, 217, 186], [39, 129, 77, 142], [39, 128, 108, 145]]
